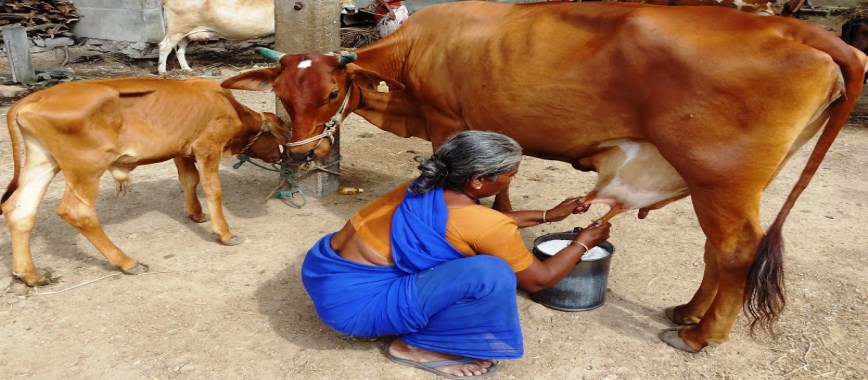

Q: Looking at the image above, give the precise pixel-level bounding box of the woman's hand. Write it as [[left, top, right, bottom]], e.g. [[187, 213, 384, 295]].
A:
[[543, 196, 590, 223], [505, 196, 592, 228], [516, 218, 613, 292], [573, 220, 611, 250]]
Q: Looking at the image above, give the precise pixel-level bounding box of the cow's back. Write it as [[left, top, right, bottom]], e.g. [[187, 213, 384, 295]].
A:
[[378, 2, 857, 165], [17, 78, 245, 165], [162, 0, 274, 40]]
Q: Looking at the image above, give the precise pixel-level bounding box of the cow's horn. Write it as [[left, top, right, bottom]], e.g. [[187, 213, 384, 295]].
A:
[[256, 47, 285, 62], [338, 52, 357, 66]]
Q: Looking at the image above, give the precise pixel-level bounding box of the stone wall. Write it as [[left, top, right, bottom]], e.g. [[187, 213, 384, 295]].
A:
[[70, 0, 164, 43]]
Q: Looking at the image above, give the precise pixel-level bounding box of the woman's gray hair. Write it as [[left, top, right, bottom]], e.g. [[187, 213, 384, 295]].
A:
[[410, 131, 522, 194]]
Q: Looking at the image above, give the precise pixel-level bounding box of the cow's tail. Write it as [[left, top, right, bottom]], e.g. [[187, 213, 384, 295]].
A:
[[744, 30, 867, 337], [1, 101, 27, 215]]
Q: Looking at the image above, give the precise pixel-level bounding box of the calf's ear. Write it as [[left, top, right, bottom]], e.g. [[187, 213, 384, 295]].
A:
[[221, 67, 282, 91], [346, 63, 405, 93]]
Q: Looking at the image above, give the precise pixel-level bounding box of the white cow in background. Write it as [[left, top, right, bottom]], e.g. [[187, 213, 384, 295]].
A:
[[158, 0, 359, 74]]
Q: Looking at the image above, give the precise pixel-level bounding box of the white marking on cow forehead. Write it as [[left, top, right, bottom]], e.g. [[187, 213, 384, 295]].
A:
[[297, 60, 312, 69]]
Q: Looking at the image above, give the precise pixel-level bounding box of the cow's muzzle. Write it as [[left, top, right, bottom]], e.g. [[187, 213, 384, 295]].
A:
[[285, 129, 334, 162], [288, 149, 318, 163]]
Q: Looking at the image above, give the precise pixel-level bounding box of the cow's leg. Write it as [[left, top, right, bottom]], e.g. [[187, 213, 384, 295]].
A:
[[55, 171, 147, 275], [196, 158, 242, 245], [173, 157, 208, 223], [157, 33, 187, 74], [3, 148, 59, 286], [665, 240, 718, 326], [176, 38, 193, 72], [157, 34, 185, 74], [660, 189, 763, 352]]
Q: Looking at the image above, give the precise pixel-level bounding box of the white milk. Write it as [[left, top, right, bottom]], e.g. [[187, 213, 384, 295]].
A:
[[535, 239, 610, 261]]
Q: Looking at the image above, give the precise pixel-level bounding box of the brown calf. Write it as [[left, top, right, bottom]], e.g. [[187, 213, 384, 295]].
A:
[[1, 77, 289, 286]]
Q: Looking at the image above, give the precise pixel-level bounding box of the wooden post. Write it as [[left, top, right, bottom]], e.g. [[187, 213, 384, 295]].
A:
[[2, 26, 37, 84], [274, 1, 341, 198]]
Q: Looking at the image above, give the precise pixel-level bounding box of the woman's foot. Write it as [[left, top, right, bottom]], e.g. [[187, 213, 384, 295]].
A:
[[387, 339, 496, 378]]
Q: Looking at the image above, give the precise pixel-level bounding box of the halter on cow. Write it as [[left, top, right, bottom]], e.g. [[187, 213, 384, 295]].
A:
[[222, 1, 867, 352]]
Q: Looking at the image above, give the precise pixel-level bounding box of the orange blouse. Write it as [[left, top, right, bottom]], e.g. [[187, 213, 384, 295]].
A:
[[349, 181, 534, 272]]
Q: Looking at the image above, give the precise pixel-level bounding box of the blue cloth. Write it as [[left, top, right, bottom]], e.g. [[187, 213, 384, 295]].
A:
[[390, 187, 465, 273], [300, 185, 524, 359]]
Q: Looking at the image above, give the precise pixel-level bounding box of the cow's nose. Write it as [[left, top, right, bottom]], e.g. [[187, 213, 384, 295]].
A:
[[289, 150, 316, 162]]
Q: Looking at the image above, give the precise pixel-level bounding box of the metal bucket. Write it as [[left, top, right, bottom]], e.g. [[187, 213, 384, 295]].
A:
[[529, 227, 615, 311]]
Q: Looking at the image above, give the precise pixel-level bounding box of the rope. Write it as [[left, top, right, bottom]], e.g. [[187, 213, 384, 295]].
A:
[[233, 155, 308, 208], [233, 154, 345, 209], [267, 163, 308, 209], [33, 269, 195, 296], [236, 112, 270, 157]]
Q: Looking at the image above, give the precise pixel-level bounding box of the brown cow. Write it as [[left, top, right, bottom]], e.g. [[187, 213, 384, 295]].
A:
[[554, 0, 811, 15], [611, 0, 777, 15], [1, 78, 289, 286], [220, 2, 867, 352]]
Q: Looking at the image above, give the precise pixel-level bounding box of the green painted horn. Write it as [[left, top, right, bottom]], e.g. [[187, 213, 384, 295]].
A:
[[256, 47, 285, 62], [338, 52, 358, 66]]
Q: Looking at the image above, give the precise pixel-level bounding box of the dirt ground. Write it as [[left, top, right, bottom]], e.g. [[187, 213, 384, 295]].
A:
[[2, 12, 868, 380]]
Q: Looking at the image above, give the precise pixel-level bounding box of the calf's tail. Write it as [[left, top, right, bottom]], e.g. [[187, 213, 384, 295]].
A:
[[1, 101, 26, 215], [744, 28, 866, 336]]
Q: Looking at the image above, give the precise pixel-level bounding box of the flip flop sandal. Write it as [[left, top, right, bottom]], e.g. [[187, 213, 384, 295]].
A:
[[386, 350, 499, 379]]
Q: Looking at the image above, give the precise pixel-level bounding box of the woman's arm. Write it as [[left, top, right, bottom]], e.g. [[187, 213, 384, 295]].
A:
[[503, 197, 590, 228], [515, 220, 611, 292]]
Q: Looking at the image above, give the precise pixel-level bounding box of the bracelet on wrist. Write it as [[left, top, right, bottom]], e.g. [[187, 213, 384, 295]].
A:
[[570, 240, 590, 252], [542, 210, 549, 224]]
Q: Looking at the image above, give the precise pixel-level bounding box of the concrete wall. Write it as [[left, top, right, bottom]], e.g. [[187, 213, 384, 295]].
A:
[[357, 0, 536, 12], [70, 0, 165, 44], [69, 0, 533, 45]]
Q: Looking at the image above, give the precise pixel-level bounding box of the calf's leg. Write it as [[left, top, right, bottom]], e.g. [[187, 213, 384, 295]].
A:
[[173, 157, 208, 223], [3, 149, 59, 286], [196, 158, 242, 245], [56, 171, 147, 275]]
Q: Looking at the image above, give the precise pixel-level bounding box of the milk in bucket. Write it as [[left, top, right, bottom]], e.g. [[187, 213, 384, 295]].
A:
[[535, 239, 611, 260]]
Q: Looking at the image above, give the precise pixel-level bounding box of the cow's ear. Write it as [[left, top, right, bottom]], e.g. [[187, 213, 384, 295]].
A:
[[221, 67, 282, 91], [346, 64, 405, 93]]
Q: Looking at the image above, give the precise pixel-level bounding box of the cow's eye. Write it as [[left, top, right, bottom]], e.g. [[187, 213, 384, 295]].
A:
[[328, 89, 339, 101]]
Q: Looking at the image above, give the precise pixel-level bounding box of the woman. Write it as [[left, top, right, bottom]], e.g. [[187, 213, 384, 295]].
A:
[[302, 131, 611, 379]]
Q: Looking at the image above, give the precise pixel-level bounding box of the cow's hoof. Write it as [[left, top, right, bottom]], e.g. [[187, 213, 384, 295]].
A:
[[15, 270, 56, 287], [659, 327, 702, 353], [665, 306, 700, 325], [123, 263, 150, 275], [221, 236, 244, 246], [189, 214, 210, 223]]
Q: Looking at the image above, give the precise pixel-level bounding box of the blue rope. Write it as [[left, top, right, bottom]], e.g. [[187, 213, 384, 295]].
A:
[[233, 155, 307, 208]]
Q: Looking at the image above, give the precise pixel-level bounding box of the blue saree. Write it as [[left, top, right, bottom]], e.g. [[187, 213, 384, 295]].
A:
[[301, 185, 523, 359]]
